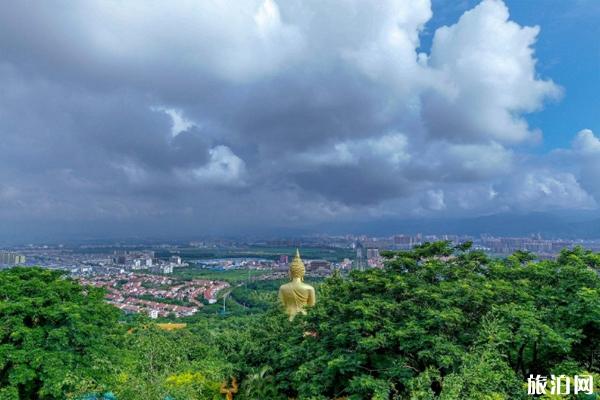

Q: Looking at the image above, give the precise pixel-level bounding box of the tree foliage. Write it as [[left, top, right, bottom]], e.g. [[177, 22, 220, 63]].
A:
[[0, 268, 122, 399], [115, 323, 232, 400], [235, 243, 600, 399]]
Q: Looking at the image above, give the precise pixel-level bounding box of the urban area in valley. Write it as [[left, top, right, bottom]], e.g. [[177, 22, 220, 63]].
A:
[[3, 233, 600, 320]]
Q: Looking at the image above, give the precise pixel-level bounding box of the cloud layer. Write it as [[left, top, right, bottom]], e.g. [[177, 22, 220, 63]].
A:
[[0, 0, 595, 236]]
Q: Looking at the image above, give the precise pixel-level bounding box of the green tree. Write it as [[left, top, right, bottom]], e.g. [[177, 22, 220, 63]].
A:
[[0, 267, 123, 399], [115, 323, 233, 400], [236, 242, 600, 399]]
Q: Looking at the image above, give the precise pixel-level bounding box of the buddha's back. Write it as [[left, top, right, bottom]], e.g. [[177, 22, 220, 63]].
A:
[[278, 249, 316, 320], [279, 281, 315, 317]]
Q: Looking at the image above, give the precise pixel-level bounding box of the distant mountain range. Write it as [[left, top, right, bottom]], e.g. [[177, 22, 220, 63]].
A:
[[315, 211, 600, 239], [3, 211, 600, 245]]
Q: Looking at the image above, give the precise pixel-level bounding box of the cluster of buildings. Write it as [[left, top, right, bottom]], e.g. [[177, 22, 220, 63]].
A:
[[3, 231, 600, 279], [194, 257, 272, 271], [344, 233, 600, 270], [270, 256, 353, 278], [0, 246, 190, 276], [112, 250, 188, 274], [476, 235, 577, 256], [194, 256, 349, 277], [0, 251, 26, 266], [354, 243, 384, 269], [111, 297, 197, 319], [80, 273, 229, 318], [345, 233, 600, 261]]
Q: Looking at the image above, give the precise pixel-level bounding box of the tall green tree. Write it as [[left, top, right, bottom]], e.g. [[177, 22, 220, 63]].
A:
[[115, 324, 233, 400], [0, 268, 123, 399]]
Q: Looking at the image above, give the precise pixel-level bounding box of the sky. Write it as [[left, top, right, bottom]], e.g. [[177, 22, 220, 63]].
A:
[[0, 0, 599, 240]]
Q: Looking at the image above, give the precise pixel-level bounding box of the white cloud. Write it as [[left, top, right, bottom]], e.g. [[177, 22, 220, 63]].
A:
[[502, 171, 596, 210], [367, 134, 411, 166], [0, 0, 591, 230], [152, 106, 195, 137], [344, 0, 431, 94], [416, 141, 513, 181], [570, 129, 600, 202], [573, 129, 600, 155], [8, 0, 306, 83], [291, 133, 410, 169], [446, 142, 513, 178], [188, 146, 246, 186], [424, 0, 561, 144], [254, 0, 282, 37]]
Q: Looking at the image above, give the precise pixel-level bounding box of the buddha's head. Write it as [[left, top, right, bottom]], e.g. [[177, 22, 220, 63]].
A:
[[289, 248, 305, 281]]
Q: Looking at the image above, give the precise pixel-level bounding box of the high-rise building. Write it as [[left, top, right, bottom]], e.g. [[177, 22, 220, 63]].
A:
[[0, 252, 26, 266], [113, 250, 128, 265], [279, 254, 289, 264], [366, 248, 380, 259], [170, 255, 182, 265], [354, 241, 366, 270], [355, 241, 364, 259]]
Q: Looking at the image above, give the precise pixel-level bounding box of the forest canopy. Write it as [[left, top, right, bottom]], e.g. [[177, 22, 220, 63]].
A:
[[1, 242, 599, 399]]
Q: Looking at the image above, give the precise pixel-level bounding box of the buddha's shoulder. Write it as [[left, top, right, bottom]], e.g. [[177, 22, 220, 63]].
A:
[[279, 282, 313, 291], [300, 282, 315, 291]]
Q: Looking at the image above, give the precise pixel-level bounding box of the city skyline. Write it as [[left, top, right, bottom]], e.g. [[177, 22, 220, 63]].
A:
[[0, 0, 599, 241]]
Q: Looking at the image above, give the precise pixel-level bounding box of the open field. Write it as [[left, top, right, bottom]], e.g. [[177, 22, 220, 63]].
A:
[[171, 266, 270, 283]]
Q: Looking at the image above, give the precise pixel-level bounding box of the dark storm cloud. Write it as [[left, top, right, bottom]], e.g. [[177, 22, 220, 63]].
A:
[[0, 0, 592, 237], [293, 165, 412, 206]]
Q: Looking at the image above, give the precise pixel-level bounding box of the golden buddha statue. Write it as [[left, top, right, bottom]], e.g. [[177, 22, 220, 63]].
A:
[[278, 249, 316, 320]]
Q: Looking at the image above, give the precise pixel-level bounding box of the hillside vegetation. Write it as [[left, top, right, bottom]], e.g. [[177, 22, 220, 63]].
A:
[[1, 242, 599, 399]]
